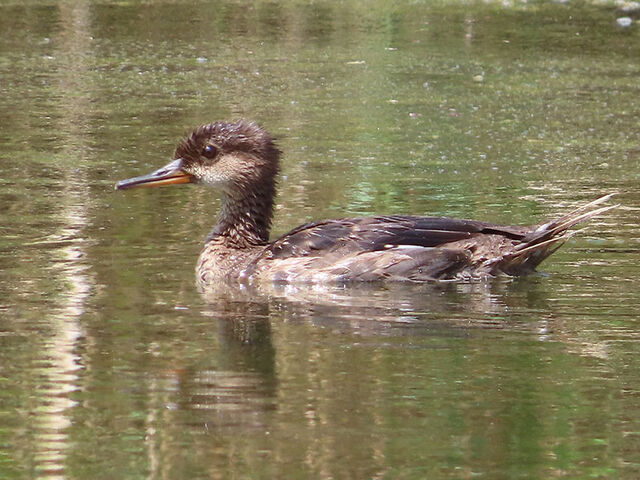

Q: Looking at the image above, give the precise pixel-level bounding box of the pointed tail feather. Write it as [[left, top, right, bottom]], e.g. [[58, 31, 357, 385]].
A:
[[529, 193, 616, 240], [494, 194, 617, 275]]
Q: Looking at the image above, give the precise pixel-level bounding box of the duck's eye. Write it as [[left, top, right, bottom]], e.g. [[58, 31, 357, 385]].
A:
[[202, 144, 218, 160]]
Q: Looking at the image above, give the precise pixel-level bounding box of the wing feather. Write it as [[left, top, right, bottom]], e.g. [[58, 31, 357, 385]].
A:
[[265, 215, 527, 259]]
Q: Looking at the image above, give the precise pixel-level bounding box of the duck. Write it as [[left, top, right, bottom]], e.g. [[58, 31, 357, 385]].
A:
[[116, 120, 615, 285]]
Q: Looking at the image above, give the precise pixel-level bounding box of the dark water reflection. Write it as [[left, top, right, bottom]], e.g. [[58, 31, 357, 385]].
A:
[[1, 0, 640, 478]]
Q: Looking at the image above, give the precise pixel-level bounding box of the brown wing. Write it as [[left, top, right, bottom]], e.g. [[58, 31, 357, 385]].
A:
[[244, 216, 530, 282], [265, 215, 528, 258]]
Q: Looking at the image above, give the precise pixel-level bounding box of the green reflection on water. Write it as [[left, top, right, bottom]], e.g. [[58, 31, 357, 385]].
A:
[[0, 0, 639, 479]]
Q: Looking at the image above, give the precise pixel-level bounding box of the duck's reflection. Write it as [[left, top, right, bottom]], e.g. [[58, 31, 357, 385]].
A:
[[198, 276, 554, 335], [141, 273, 617, 479], [155, 300, 277, 433], [156, 279, 536, 435], [156, 272, 615, 428], [154, 279, 528, 442]]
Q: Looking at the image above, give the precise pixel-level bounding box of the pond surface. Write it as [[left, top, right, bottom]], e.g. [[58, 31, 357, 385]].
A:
[[1, 0, 639, 478]]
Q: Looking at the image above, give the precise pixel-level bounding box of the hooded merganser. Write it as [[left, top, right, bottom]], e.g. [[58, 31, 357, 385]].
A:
[[116, 120, 615, 285]]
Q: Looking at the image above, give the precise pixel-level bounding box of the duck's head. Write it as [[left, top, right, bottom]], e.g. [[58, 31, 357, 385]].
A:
[[115, 120, 280, 193]]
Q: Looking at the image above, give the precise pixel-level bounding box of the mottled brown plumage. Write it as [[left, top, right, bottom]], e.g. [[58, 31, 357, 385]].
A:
[[116, 120, 616, 286]]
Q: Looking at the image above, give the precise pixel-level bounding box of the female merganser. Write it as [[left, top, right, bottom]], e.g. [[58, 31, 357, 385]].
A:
[[116, 120, 615, 285]]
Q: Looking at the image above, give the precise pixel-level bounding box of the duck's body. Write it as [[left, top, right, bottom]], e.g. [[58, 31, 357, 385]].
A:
[[197, 216, 539, 284], [116, 120, 615, 285]]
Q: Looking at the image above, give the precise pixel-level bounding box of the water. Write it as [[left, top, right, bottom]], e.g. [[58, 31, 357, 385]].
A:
[[1, 1, 639, 478]]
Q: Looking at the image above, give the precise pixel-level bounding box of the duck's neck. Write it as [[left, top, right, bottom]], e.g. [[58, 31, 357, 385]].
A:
[[207, 178, 276, 249]]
